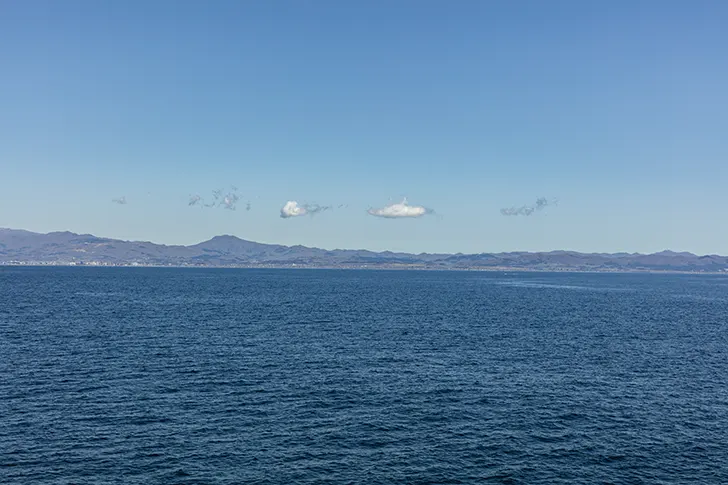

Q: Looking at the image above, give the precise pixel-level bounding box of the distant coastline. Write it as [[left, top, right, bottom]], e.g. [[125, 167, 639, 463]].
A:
[[2, 228, 728, 273], [2, 263, 728, 276]]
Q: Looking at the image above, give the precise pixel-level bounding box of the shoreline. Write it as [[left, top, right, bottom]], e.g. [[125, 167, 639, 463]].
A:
[[2, 263, 727, 275]]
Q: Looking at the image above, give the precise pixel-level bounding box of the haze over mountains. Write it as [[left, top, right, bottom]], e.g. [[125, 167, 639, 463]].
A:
[[1, 228, 727, 272]]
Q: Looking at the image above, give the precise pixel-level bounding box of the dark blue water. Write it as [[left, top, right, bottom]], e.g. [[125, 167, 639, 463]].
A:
[[1, 268, 727, 484]]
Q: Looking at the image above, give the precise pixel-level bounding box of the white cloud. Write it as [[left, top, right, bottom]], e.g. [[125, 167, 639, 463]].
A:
[[112, 196, 127, 205], [280, 201, 308, 218], [280, 201, 330, 218], [367, 198, 432, 218]]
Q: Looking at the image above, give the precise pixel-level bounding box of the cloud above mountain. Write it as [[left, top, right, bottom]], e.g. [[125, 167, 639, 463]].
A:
[[280, 201, 330, 218], [367, 198, 433, 218], [221, 192, 239, 210], [188, 186, 243, 210], [280, 201, 305, 218]]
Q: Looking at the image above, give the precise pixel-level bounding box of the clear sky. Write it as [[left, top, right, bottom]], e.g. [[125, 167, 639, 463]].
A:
[[2, 1, 727, 254]]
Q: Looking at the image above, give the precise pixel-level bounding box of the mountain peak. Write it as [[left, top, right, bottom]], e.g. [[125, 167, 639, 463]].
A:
[[207, 234, 246, 242], [192, 234, 267, 253], [653, 250, 696, 257]]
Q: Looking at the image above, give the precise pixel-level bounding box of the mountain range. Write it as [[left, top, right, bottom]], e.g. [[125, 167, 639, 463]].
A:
[[1, 228, 727, 272]]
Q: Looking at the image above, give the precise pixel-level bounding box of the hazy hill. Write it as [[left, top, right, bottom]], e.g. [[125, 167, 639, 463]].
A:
[[1, 228, 727, 272]]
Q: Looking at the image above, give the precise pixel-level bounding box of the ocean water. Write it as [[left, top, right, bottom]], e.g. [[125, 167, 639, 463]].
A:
[[1, 268, 727, 484]]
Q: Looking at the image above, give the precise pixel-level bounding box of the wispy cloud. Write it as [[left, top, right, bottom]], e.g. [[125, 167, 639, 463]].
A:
[[280, 201, 330, 218], [221, 192, 239, 210], [112, 196, 127, 205], [190, 186, 243, 210], [367, 198, 433, 218], [501, 197, 556, 216]]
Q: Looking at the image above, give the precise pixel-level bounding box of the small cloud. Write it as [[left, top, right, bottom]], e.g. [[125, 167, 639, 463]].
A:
[[192, 187, 243, 210], [367, 198, 433, 218], [500, 206, 535, 216], [281, 201, 306, 218], [112, 196, 127, 205], [500, 197, 557, 216], [305, 203, 330, 215], [245, 201, 251, 211], [221, 192, 239, 210], [280, 201, 330, 218]]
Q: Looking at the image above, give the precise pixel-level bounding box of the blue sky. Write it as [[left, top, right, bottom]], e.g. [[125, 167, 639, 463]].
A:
[[1, 1, 727, 254]]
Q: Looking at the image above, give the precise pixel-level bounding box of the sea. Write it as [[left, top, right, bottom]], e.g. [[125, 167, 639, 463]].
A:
[[1, 267, 727, 484]]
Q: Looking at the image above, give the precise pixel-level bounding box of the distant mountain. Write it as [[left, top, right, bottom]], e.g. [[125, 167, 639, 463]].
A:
[[1, 228, 727, 272]]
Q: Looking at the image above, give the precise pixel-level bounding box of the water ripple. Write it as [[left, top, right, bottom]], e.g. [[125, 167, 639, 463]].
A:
[[1, 268, 727, 484]]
